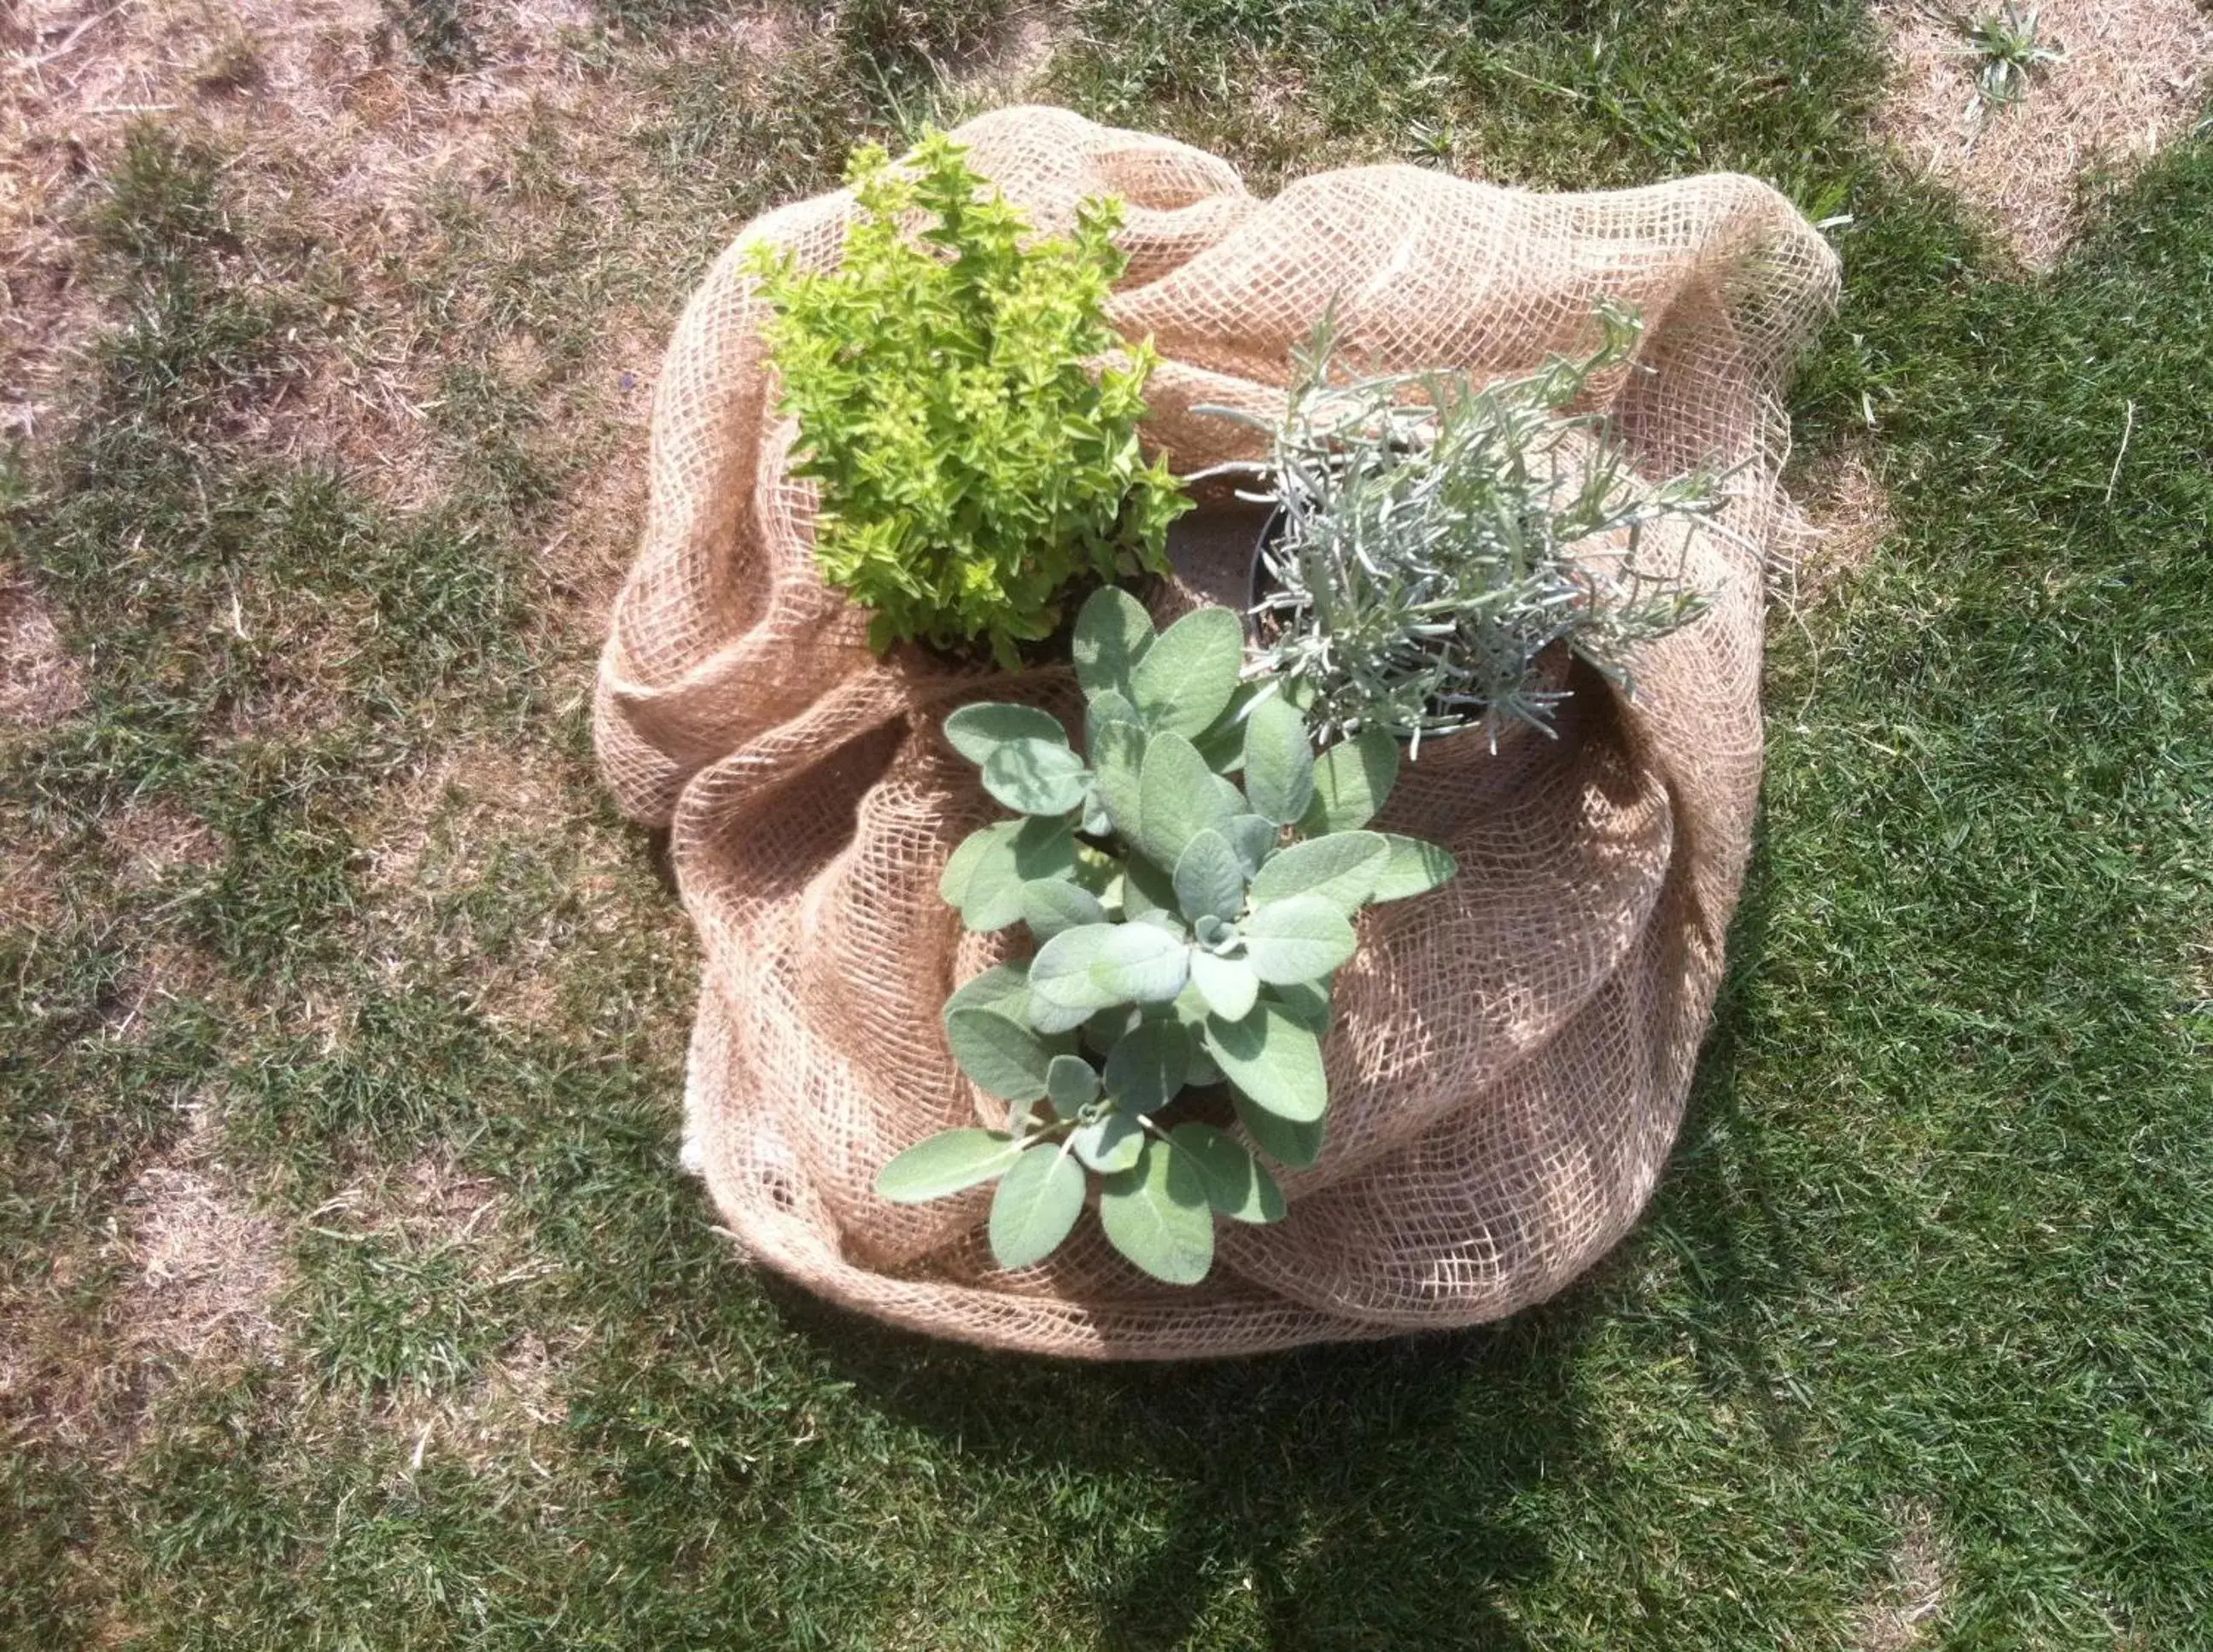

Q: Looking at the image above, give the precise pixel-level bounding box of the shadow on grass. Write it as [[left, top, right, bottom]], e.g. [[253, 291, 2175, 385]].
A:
[[758, 832, 1800, 1649], [767, 1275, 1579, 1648], [1623, 820, 1815, 1431]]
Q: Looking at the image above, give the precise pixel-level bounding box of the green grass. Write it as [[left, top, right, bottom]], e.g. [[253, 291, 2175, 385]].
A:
[[3, 2, 2211, 1646]]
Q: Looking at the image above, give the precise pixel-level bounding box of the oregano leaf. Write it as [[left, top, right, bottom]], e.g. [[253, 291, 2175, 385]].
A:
[[753, 136, 1187, 665]]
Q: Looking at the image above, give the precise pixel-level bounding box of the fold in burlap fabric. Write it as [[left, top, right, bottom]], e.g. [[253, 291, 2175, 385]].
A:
[[594, 107, 1837, 1359]]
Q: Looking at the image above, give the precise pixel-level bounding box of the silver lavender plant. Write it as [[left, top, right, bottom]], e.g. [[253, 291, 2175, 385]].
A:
[[1210, 304, 1730, 754]]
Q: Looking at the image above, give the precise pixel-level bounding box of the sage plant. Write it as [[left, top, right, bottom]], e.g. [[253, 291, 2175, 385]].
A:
[[878, 591, 1457, 1284]]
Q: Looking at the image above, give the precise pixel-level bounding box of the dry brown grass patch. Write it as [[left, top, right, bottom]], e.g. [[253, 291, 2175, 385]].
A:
[[951, 7, 1062, 103], [103, 936, 229, 1044], [353, 738, 632, 1031], [1874, 0, 2213, 267], [0, 779, 79, 931], [360, 738, 578, 892], [0, 838, 69, 930], [523, 308, 663, 645], [124, 1135, 289, 1366], [1784, 441, 1896, 604], [541, 452, 651, 647], [373, 1327, 574, 1478], [4, 0, 630, 490], [1, 561, 89, 729], [311, 1153, 574, 1474], [1849, 1500, 1952, 1649], [0, 1099, 289, 1456], [102, 793, 223, 889]]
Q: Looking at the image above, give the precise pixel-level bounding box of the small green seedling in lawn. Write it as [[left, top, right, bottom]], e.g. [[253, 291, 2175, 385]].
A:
[[878, 590, 1458, 1283], [1959, 2, 2064, 117]]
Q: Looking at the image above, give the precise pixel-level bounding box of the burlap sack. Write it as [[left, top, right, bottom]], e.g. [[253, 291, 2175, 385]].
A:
[[594, 106, 1837, 1359]]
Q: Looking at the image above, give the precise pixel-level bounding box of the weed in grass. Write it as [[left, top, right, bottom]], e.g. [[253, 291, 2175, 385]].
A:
[[1959, 1, 2064, 116], [1873, 0, 2210, 267]]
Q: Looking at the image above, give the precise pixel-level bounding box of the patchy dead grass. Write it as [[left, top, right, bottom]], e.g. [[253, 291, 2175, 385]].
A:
[[2, 1131, 575, 1479], [1849, 1501, 1952, 1650], [291, 1153, 572, 1456], [351, 737, 641, 1032], [0, 1098, 288, 1456], [2, 0, 779, 516], [359, 738, 578, 893], [1784, 441, 1896, 604], [373, 1327, 573, 1480], [0, 780, 76, 931], [1874, 0, 2213, 266], [0, 838, 68, 931], [123, 1126, 289, 1365], [541, 427, 652, 639], [511, 305, 663, 647], [949, 6, 1061, 103], [102, 937, 228, 1044], [0, 561, 89, 730], [102, 794, 223, 890]]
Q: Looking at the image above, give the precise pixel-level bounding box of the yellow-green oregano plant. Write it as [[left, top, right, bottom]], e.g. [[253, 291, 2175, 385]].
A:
[[876, 590, 1458, 1284], [748, 131, 1188, 668]]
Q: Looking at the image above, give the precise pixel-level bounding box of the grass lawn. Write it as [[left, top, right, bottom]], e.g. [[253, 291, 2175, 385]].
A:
[[4, 1, 2210, 1645]]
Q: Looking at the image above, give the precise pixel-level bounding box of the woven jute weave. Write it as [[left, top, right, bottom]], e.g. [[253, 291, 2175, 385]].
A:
[[594, 106, 1837, 1359]]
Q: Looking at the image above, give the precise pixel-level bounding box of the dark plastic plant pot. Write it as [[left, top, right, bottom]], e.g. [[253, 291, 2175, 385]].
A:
[[1245, 506, 1287, 640]]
